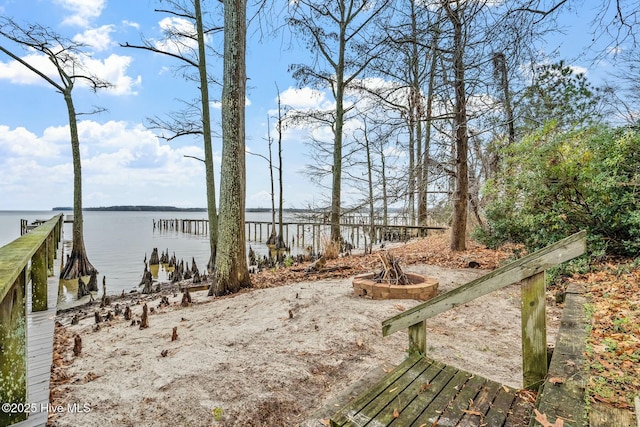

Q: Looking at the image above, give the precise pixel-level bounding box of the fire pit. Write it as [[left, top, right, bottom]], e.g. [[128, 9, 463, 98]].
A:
[[352, 253, 438, 301]]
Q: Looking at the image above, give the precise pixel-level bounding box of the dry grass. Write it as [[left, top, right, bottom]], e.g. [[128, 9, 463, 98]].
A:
[[320, 234, 340, 260]]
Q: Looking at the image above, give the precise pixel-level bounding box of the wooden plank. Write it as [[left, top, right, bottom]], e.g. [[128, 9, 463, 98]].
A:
[[521, 271, 547, 390], [389, 363, 458, 425], [12, 240, 62, 427], [410, 369, 472, 427], [383, 230, 586, 336], [457, 380, 500, 427], [484, 384, 517, 427], [504, 393, 535, 427], [531, 288, 588, 427], [0, 214, 62, 303], [357, 357, 435, 422], [330, 355, 422, 426], [369, 359, 445, 425], [436, 374, 487, 426]]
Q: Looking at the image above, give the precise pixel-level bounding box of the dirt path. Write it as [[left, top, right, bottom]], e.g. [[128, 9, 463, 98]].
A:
[[49, 264, 561, 427]]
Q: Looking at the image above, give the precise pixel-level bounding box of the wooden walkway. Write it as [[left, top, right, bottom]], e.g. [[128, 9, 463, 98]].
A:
[[329, 232, 590, 427], [12, 246, 62, 427], [330, 355, 531, 426]]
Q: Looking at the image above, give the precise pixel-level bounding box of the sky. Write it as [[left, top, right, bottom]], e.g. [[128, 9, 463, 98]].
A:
[[0, 0, 625, 211]]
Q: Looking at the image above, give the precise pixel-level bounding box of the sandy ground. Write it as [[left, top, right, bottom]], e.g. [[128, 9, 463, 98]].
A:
[[48, 261, 562, 427]]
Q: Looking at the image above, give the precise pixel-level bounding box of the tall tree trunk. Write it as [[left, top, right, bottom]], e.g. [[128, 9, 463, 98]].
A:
[[277, 89, 285, 247], [330, 20, 347, 243], [409, 0, 421, 228], [492, 52, 515, 176], [195, 0, 218, 272], [212, 0, 250, 296], [381, 150, 388, 226], [446, 2, 469, 251], [265, 116, 277, 246], [331, 89, 344, 242], [420, 27, 440, 228], [407, 120, 416, 224], [60, 89, 97, 279], [364, 121, 375, 253]]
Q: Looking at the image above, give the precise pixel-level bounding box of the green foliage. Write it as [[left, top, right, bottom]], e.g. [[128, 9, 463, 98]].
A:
[[284, 255, 294, 268], [212, 406, 223, 421], [476, 124, 640, 257], [519, 61, 602, 133]]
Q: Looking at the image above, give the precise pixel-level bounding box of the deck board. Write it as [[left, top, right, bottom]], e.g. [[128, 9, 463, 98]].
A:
[[530, 284, 589, 427], [331, 357, 532, 427], [12, 247, 62, 427]]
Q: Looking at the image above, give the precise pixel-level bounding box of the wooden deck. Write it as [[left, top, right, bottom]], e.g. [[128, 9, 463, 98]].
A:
[[12, 247, 62, 427], [531, 283, 587, 426], [330, 355, 532, 427]]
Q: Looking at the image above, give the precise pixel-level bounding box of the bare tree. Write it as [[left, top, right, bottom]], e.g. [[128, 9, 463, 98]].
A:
[[122, 0, 222, 271], [289, 0, 391, 242], [0, 18, 111, 279], [212, 0, 250, 295], [443, 0, 470, 251]]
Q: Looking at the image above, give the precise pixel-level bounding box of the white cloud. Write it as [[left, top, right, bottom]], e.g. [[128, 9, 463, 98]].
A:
[[569, 65, 588, 75], [0, 125, 64, 158], [0, 120, 212, 209], [122, 20, 140, 30], [84, 54, 142, 96], [0, 53, 57, 86], [73, 25, 115, 51], [279, 87, 331, 109], [154, 17, 198, 55], [0, 51, 141, 96], [54, 0, 106, 27]]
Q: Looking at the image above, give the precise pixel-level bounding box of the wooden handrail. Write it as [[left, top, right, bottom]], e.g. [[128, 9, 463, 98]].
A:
[[382, 230, 587, 336], [0, 214, 63, 426], [381, 230, 587, 389], [0, 214, 63, 303]]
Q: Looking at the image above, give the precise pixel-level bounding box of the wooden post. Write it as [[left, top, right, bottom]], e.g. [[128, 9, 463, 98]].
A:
[[46, 233, 55, 274], [0, 270, 28, 425], [31, 243, 48, 312], [408, 320, 426, 356], [521, 270, 547, 390]]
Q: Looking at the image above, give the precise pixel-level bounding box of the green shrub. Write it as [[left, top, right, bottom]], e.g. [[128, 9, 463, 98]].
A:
[[477, 124, 640, 257]]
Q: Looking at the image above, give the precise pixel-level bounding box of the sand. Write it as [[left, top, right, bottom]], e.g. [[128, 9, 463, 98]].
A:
[[48, 261, 561, 427]]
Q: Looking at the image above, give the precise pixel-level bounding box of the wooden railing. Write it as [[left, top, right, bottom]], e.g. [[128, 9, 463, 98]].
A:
[[381, 230, 587, 390], [0, 214, 63, 425]]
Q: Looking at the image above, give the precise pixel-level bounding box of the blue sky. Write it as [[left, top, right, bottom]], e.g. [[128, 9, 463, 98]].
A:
[[0, 0, 623, 211]]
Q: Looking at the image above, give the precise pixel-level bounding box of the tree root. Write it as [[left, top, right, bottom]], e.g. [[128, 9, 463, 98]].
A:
[[61, 249, 97, 280]]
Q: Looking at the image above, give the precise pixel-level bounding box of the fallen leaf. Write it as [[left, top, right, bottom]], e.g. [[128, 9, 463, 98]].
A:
[[393, 408, 400, 418], [502, 385, 510, 393], [319, 419, 330, 426], [548, 376, 565, 385], [534, 409, 564, 427], [462, 409, 483, 416], [419, 382, 431, 393]]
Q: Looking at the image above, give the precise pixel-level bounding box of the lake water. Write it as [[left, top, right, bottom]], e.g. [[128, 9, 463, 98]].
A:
[[0, 210, 311, 306]]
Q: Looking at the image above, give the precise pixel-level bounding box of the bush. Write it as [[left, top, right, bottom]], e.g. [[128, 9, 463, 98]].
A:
[[476, 124, 640, 257]]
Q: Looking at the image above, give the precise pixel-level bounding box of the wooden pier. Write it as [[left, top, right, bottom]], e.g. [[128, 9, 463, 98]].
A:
[[1, 215, 63, 427], [154, 217, 446, 253]]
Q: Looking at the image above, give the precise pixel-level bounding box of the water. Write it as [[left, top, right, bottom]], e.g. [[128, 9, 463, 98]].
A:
[[0, 210, 307, 306]]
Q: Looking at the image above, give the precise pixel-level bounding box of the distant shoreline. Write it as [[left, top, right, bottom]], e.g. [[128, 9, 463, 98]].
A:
[[51, 205, 318, 213]]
